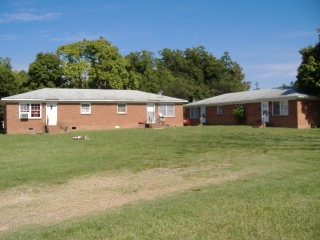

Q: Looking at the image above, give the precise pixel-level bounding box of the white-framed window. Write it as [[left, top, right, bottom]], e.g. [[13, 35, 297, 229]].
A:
[[158, 104, 175, 117], [117, 104, 127, 114], [217, 105, 223, 115], [190, 108, 199, 119], [19, 103, 41, 119], [80, 103, 91, 114], [272, 101, 288, 116]]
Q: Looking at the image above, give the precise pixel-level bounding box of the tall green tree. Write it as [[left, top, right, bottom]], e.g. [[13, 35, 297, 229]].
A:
[[0, 57, 19, 98], [294, 29, 320, 96], [56, 40, 89, 88], [13, 70, 29, 93], [0, 57, 12, 69], [157, 47, 248, 99], [0, 65, 16, 98], [27, 53, 64, 89], [125, 50, 157, 92], [158, 48, 202, 100], [57, 37, 135, 89], [212, 51, 248, 95]]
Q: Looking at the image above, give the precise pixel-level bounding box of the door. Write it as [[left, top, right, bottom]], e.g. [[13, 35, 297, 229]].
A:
[[146, 104, 155, 123], [46, 103, 57, 126], [261, 101, 269, 123], [200, 106, 206, 124]]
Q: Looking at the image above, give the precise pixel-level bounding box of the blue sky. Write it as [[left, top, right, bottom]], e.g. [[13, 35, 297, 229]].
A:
[[0, 0, 319, 89]]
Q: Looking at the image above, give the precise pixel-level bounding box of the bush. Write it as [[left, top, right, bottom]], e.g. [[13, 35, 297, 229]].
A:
[[233, 105, 246, 124]]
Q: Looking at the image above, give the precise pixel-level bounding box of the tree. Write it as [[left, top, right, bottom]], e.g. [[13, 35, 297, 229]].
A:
[[13, 70, 29, 93], [27, 53, 64, 89], [157, 47, 248, 99], [294, 29, 320, 96], [158, 47, 205, 100], [0, 57, 19, 98], [56, 40, 90, 88], [0, 57, 12, 69], [57, 37, 133, 89], [213, 51, 248, 95], [125, 50, 158, 92], [0, 65, 16, 98]]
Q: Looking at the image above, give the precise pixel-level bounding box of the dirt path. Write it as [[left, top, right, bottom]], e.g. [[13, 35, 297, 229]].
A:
[[0, 163, 249, 233]]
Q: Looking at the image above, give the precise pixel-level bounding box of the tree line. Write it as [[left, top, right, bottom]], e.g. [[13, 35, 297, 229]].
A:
[[0, 37, 249, 101], [1, 31, 320, 102]]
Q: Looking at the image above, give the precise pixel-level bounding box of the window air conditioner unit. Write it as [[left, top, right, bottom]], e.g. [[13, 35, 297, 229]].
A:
[[20, 113, 29, 119]]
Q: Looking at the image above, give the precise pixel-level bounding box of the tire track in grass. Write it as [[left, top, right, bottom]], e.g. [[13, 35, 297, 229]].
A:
[[0, 163, 253, 232]]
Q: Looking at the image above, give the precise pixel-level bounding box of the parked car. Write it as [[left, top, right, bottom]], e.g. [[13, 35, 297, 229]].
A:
[[183, 118, 190, 126]]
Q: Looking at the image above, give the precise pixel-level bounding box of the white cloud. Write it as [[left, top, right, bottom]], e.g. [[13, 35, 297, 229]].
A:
[[0, 12, 61, 23], [282, 30, 315, 39], [0, 33, 19, 41], [48, 32, 106, 43], [244, 62, 299, 79]]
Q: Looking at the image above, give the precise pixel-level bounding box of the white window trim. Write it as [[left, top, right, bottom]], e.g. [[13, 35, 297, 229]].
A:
[[19, 102, 42, 119], [159, 104, 175, 117], [80, 103, 91, 114], [117, 104, 127, 114], [272, 100, 289, 116], [217, 105, 223, 115]]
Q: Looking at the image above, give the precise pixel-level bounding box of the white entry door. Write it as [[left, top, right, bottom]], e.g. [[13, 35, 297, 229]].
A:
[[261, 101, 269, 123], [46, 103, 57, 126], [200, 106, 206, 124], [146, 104, 155, 123]]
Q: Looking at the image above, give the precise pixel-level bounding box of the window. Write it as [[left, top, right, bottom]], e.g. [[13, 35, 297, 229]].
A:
[[217, 106, 223, 115], [31, 104, 41, 117], [159, 104, 175, 117], [117, 104, 127, 114], [190, 108, 199, 119], [80, 103, 91, 114], [20, 103, 29, 113], [272, 101, 288, 116], [19, 103, 41, 119]]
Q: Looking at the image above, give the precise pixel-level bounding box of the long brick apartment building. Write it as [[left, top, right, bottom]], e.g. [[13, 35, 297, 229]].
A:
[[1, 88, 187, 134]]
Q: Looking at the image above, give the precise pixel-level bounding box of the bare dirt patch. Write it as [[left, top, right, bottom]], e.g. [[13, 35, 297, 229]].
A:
[[0, 163, 250, 232]]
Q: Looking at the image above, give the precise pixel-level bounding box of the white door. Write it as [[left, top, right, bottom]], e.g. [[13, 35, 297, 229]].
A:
[[46, 103, 57, 126], [200, 106, 206, 124], [261, 101, 269, 123], [146, 104, 155, 123]]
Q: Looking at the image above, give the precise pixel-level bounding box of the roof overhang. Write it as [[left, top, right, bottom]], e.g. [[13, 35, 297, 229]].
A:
[[184, 96, 319, 108], [1, 98, 187, 104]]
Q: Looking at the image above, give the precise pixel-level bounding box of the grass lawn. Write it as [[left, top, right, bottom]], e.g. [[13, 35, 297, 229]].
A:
[[0, 126, 319, 239]]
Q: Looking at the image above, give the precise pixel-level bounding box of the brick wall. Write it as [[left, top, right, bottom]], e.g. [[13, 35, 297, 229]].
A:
[[268, 100, 298, 128], [4, 102, 184, 134], [5, 103, 46, 134], [184, 99, 320, 128], [185, 105, 239, 125], [244, 103, 261, 125], [205, 105, 238, 125], [297, 100, 320, 128]]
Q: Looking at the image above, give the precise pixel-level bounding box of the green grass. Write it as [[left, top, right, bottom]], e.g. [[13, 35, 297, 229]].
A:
[[1, 126, 320, 239]]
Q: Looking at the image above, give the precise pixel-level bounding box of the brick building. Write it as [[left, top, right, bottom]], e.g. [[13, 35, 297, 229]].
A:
[[184, 87, 320, 128], [1, 88, 187, 134]]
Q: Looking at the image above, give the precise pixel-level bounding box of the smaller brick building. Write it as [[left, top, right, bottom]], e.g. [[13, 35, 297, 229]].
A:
[[184, 87, 320, 128], [1, 88, 187, 134]]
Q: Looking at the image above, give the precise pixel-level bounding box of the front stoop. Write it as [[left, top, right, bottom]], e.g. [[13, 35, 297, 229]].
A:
[[46, 125, 63, 133], [151, 122, 166, 129]]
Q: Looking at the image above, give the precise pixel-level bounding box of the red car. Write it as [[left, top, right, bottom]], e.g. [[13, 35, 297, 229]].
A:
[[183, 118, 190, 126]]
